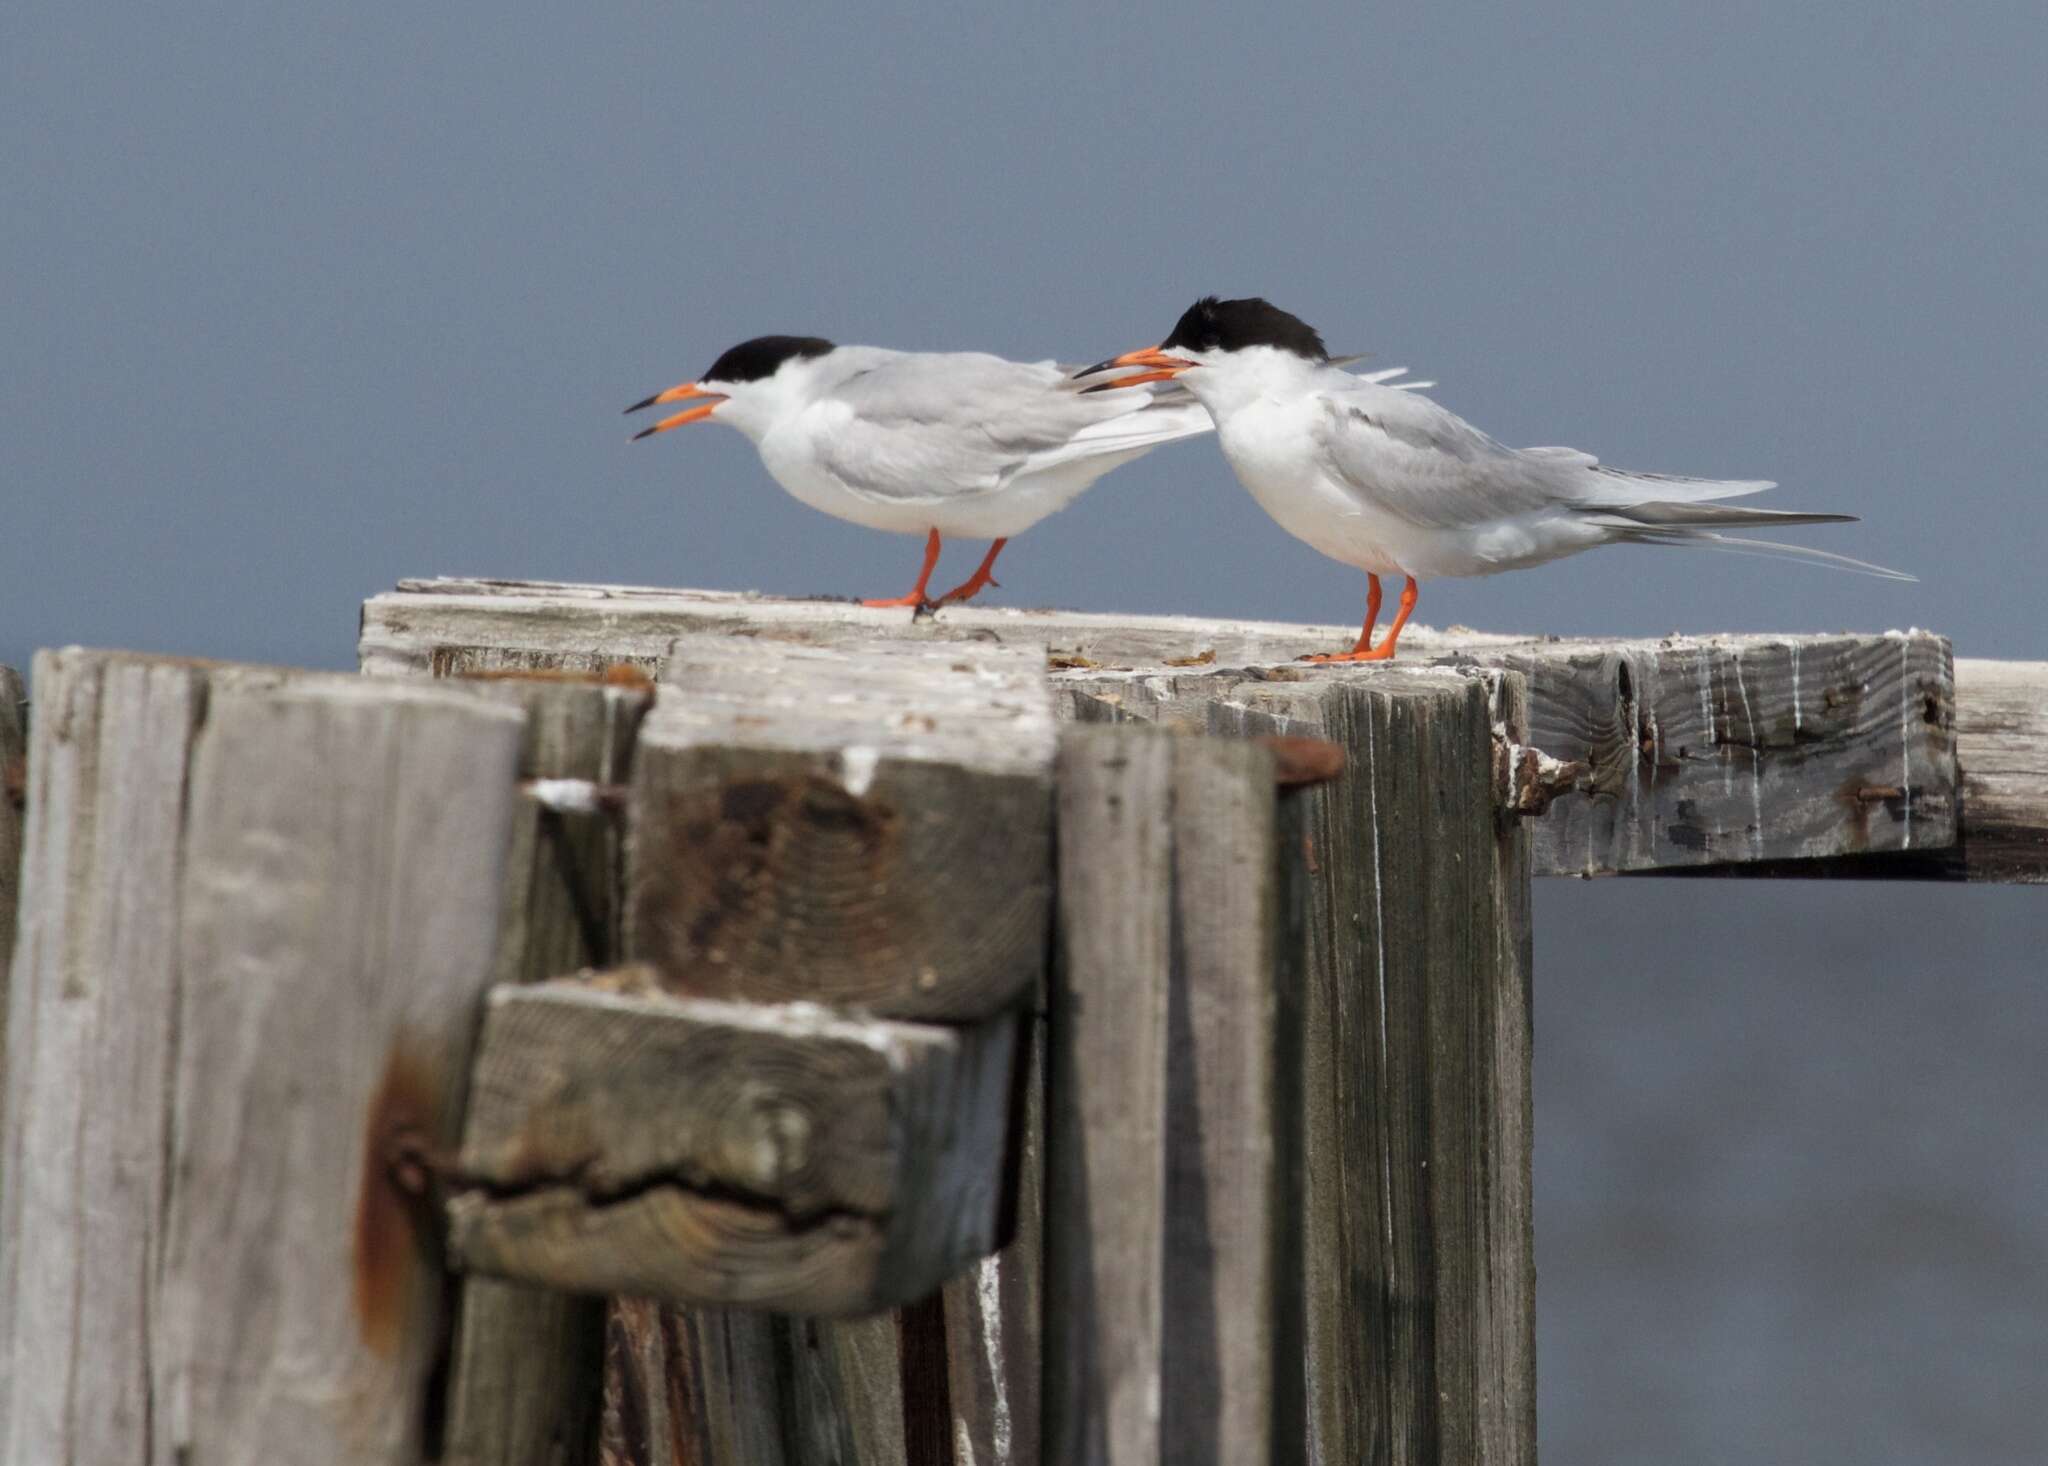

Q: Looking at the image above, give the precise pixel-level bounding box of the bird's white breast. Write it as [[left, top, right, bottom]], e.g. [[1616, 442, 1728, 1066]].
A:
[[1216, 400, 1416, 577]]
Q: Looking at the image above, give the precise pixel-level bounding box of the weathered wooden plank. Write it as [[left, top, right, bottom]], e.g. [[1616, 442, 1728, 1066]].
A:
[[1666, 658, 2048, 882], [1940, 659, 2048, 880], [154, 677, 525, 1465], [1160, 734, 1293, 1465], [359, 579, 1962, 877], [0, 664, 25, 1107], [447, 969, 1016, 1317], [441, 678, 650, 1466], [629, 634, 1054, 1021], [1043, 726, 1175, 1466], [1044, 727, 1298, 1466], [1064, 668, 1535, 1466], [940, 1004, 1045, 1466], [0, 652, 299, 1466], [599, 1300, 793, 1466]]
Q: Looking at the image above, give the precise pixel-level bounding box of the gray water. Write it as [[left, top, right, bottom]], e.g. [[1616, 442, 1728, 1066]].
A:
[[1537, 879, 2048, 1465]]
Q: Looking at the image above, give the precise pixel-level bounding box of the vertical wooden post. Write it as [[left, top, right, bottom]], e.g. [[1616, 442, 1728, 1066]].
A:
[[1044, 726, 1299, 1466], [0, 652, 239, 1466], [1061, 666, 1535, 1466], [1290, 677, 1534, 1466], [0, 663, 25, 1094], [0, 654, 527, 1466], [440, 678, 649, 1466]]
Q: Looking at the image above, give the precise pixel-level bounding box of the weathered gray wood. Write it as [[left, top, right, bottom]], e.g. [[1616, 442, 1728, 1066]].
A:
[[155, 676, 525, 1465], [599, 1300, 792, 1466], [1044, 727, 1298, 1466], [629, 634, 1055, 1020], [359, 579, 1963, 877], [1675, 658, 2048, 882], [1, 656, 526, 1466], [0, 664, 24, 1115], [1044, 726, 1174, 1466], [1065, 669, 1535, 1466], [0, 652, 248, 1466], [1943, 659, 2048, 880], [940, 1005, 1045, 1466], [441, 678, 650, 1466], [447, 969, 1016, 1316]]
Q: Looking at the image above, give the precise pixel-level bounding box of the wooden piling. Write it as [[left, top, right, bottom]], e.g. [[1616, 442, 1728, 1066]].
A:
[[0, 653, 526, 1466], [1044, 727, 1299, 1466], [439, 676, 650, 1466]]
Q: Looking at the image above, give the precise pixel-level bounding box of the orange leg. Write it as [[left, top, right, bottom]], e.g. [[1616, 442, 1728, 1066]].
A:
[[1302, 575, 1418, 663], [935, 538, 1008, 605], [862, 528, 942, 609]]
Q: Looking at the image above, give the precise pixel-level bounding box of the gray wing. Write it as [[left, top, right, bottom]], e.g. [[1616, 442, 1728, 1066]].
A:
[[1311, 381, 1774, 531], [818, 352, 1190, 502]]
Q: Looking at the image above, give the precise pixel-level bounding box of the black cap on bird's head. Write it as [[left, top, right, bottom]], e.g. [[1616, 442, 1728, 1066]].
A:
[[1074, 295, 1329, 391], [700, 334, 835, 385], [625, 334, 835, 439], [1159, 296, 1328, 361]]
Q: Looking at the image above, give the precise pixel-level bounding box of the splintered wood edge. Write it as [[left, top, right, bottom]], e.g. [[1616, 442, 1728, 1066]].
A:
[[445, 976, 1014, 1315]]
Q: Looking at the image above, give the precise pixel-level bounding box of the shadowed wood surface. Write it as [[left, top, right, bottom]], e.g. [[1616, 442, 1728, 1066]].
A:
[[159, 677, 525, 1465], [0, 664, 24, 1107], [1044, 728, 1301, 1466], [1066, 670, 1536, 1466], [629, 634, 1055, 1020], [359, 579, 1963, 877], [441, 678, 650, 1466], [447, 970, 1016, 1316]]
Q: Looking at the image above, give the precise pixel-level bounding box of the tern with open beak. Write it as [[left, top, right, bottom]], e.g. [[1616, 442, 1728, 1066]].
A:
[[1078, 296, 1910, 661], [628, 334, 1213, 609]]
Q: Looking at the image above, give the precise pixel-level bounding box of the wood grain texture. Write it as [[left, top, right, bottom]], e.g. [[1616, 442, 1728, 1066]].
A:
[[629, 634, 1055, 1020], [158, 677, 525, 1466], [441, 678, 649, 1466], [599, 1300, 793, 1466], [1065, 669, 1535, 1466], [0, 664, 24, 1112], [1044, 727, 1299, 1466], [359, 579, 1963, 877], [941, 1003, 1045, 1466], [1944, 659, 2048, 880], [0, 651, 253, 1466], [447, 970, 1016, 1316], [1043, 726, 1175, 1466]]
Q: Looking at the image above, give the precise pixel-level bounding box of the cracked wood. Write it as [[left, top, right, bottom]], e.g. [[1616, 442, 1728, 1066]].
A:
[[446, 970, 1016, 1317]]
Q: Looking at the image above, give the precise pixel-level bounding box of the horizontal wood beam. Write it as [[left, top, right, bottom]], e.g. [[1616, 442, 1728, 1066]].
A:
[[359, 579, 1985, 879], [444, 969, 1017, 1317], [627, 633, 1056, 1020]]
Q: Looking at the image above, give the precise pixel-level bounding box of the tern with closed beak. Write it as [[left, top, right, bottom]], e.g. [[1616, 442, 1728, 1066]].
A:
[[1079, 296, 1910, 661], [628, 334, 1215, 609]]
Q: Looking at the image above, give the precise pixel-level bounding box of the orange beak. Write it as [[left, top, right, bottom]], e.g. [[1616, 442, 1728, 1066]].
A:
[[624, 381, 730, 440], [1073, 346, 1197, 393]]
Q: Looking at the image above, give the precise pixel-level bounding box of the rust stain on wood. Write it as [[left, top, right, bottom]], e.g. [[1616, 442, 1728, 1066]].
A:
[[2, 755, 24, 811], [353, 1041, 440, 1358], [1258, 735, 1345, 788], [1163, 648, 1217, 668]]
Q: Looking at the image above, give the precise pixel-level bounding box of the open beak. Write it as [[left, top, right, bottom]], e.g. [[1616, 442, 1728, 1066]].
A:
[[1073, 346, 1197, 394], [624, 382, 730, 440]]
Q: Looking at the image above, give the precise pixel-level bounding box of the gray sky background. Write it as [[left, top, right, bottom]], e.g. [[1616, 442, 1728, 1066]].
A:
[[7, 4, 2045, 1461]]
